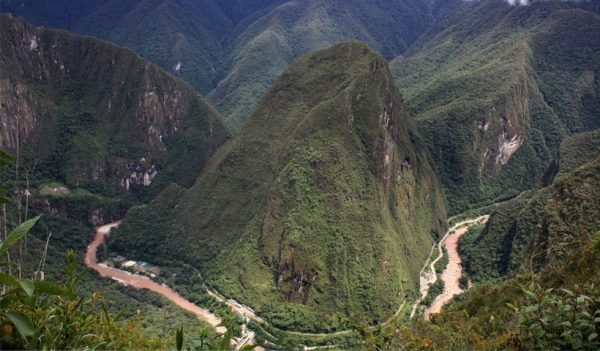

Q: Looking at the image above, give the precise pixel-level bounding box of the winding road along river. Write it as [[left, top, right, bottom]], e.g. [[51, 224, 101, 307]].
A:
[[84, 222, 226, 333], [424, 216, 489, 319], [85, 215, 486, 347]]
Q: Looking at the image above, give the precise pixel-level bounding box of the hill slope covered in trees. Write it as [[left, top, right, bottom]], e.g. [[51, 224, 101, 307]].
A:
[[110, 42, 448, 331]]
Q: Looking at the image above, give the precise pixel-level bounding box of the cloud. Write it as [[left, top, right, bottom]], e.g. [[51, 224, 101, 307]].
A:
[[506, 0, 530, 5]]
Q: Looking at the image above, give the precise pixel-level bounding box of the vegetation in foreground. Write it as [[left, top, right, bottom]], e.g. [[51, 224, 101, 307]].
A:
[[359, 232, 600, 351]]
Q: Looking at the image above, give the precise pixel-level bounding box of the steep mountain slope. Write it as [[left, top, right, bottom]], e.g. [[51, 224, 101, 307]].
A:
[[208, 0, 461, 129], [0, 15, 228, 347], [0, 14, 229, 197], [110, 42, 447, 330], [460, 129, 600, 282], [390, 0, 600, 213], [0, 0, 285, 94], [1, 0, 462, 130]]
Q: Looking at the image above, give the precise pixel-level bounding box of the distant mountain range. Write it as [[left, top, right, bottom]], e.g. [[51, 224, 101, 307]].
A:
[[0, 0, 461, 129]]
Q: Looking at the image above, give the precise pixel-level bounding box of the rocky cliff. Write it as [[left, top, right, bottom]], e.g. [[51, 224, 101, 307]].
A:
[[461, 129, 600, 282], [391, 0, 600, 213], [0, 14, 229, 195]]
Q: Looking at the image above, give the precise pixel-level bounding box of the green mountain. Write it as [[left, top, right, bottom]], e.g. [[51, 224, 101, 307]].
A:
[[390, 0, 600, 213], [109, 42, 447, 331], [461, 129, 600, 282], [208, 0, 461, 129], [0, 14, 229, 347], [1, 0, 462, 130], [0, 14, 229, 198], [0, 0, 283, 94], [377, 139, 600, 350]]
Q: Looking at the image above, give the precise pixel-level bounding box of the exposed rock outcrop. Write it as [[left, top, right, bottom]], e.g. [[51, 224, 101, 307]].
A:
[[0, 14, 229, 194]]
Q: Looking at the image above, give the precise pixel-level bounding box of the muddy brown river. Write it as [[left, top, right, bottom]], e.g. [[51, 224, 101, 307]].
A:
[[84, 222, 225, 333]]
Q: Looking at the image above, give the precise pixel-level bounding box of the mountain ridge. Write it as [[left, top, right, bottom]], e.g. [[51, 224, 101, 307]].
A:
[[0, 13, 229, 197], [110, 41, 447, 331], [390, 0, 600, 213]]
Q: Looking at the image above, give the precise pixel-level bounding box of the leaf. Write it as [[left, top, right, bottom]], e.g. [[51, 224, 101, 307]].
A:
[[561, 330, 573, 338], [0, 272, 19, 287], [561, 289, 575, 297], [6, 311, 35, 337], [33, 280, 67, 296], [524, 304, 539, 313], [571, 337, 582, 350], [0, 150, 12, 167], [242, 345, 257, 350], [176, 326, 184, 351], [0, 216, 41, 257], [220, 327, 233, 351], [561, 321, 572, 328], [0, 273, 35, 297], [16, 279, 34, 297], [589, 333, 598, 342], [524, 290, 538, 300], [506, 303, 518, 312]]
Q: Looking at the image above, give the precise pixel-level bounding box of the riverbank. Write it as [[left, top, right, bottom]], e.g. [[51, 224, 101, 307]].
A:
[[85, 222, 226, 333], [424, 216, 489, 319]]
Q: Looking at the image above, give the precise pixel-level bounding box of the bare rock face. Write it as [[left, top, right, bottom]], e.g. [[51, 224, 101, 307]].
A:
[[0, 15, 229, 194]]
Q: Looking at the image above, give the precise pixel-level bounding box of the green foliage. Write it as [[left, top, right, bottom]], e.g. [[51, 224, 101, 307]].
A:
[[2, 0, 461, 129], [510, 284, 600, 350], [391, 0, 600, 214], [0, 217, 165, 350], [421, 247, 448, 307], [0, 14, 229, 200], [461, 140, 600, 282], [0, 216, 40, 258], [594, 232, 600, 253], [177, 318, 256, 351], [435, 247, 449, 275], [209, 0, 460, 129], [422, 279, 444, 307], [557, 130, 600, 177]]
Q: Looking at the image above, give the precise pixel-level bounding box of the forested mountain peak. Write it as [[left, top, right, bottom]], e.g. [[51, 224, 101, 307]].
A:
[[109, 41, 448, 331]]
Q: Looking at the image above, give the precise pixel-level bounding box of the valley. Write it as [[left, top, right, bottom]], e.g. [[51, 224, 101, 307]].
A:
[[424, 215, 489, 319], [85, 222, 226, 333], [0, 0, 599, 350], [84, 213, 490, 345]]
